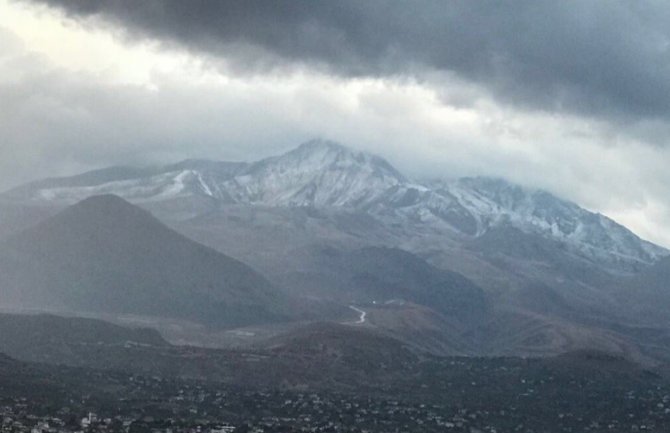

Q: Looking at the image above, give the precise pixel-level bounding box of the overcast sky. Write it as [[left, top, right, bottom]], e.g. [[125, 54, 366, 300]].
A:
[[3, 0, 670, 246]]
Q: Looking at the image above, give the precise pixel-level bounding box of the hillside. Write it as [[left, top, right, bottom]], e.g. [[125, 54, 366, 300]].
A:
[[0, 195, 290, 327], [277, 245, 489, 322]]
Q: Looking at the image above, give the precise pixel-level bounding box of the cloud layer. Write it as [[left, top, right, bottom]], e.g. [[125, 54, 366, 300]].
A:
[[25, 0, 670, 126], [3, 0, 670, 246]]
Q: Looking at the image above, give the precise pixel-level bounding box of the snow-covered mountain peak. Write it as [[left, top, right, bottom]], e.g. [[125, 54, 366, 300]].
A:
[[227, 140, 406, 207], [262, 139, 405, 181]]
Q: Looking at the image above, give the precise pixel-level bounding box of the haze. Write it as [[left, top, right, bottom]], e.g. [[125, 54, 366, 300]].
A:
[[2, 0, 670, 246], [5, 3, 670, 431]]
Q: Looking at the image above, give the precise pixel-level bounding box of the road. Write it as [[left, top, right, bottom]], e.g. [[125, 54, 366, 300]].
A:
[[348, 305, 367, 324]]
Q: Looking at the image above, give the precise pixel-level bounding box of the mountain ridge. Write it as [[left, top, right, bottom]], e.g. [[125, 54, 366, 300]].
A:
[[3, 139, 664, 271]]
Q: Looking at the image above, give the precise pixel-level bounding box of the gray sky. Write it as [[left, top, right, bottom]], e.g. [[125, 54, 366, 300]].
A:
[[3, 0, 670, 246]]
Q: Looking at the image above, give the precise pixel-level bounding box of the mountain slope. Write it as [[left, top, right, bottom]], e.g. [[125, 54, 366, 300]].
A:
[[0, 312, 169, 367], [278, 245, 489, 322], [441, 177, 666, 270], [615, 256, 670, 327], [0, 195, 289, 327]]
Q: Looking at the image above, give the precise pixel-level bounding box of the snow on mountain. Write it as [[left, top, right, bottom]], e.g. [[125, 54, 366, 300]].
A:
[[3, 139, 666, 267], [6, 160, 248, 204], [35, 169, 207, 203], [434, 177, 668, 266], [222, 140, 407, 207]]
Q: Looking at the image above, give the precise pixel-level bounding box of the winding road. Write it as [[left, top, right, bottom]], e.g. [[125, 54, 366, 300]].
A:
[[348, 305, 367, 324]]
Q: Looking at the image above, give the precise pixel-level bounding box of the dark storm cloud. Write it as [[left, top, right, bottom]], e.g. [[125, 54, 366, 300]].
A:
[[23, 0, 670, 124]]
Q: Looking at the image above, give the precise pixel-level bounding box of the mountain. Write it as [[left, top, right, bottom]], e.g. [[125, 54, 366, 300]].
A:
[[0, 195, 291, 327], [4, 140, 664, 273], [3, 140, 670, 359]]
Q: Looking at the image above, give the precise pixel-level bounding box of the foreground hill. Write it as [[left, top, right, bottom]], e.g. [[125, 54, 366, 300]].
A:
[[0, 313, 668, 433], [0, 312, 659, 392], [0, 313, 169, 367], [0, 312, 419, 387], [0, 195, 290, 327]]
